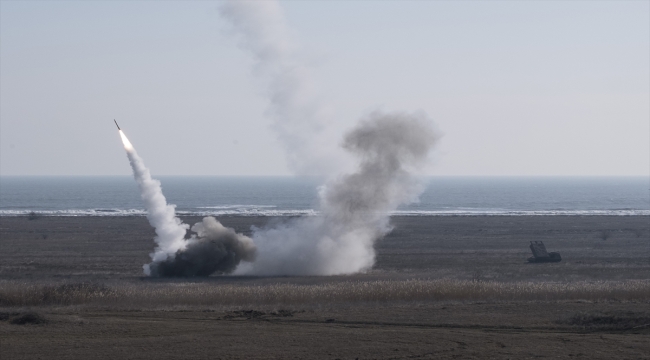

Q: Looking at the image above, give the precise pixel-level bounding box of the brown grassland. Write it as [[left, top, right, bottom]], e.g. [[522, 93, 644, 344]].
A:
[[0, 215, 649, 359]]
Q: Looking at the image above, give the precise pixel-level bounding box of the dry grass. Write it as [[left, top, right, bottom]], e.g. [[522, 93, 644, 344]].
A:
[[2, 279, 649, 308], [0, 282, 116, 307]]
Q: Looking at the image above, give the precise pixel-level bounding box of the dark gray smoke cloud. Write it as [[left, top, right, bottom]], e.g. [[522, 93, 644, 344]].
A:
[[147, 217, 257, 277], [324, 111, 438, 228]]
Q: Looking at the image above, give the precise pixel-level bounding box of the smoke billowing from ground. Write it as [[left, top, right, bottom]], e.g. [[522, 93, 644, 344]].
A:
[[222, 1, 441, 275], [147, 217, 256, 277], [118, 131, 256, 277], [234, 112, 439, 275]]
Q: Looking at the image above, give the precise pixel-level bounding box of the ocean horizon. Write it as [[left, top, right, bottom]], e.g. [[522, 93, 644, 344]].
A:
[[1, 176, 648, 217]]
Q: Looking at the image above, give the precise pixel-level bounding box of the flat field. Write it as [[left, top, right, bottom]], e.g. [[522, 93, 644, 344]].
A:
[[1, 215, 649, 359]]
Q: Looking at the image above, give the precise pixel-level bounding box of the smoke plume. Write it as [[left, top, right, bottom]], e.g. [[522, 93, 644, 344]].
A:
[[118, 130, 256, 277], [235, 112, 439, 275], [220, 0, 340, 174], [119, 1, 439, 278], [222, 1, 441, 275]]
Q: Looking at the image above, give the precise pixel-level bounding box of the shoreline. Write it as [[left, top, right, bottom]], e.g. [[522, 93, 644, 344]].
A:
[[2, 212, 650, 217]]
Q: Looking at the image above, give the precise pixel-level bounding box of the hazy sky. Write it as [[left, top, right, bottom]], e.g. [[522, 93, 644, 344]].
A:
[[1, 0, 648, 176]]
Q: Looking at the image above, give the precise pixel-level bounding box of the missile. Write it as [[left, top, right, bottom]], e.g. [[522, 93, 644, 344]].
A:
[[114, 119, 121, 130]]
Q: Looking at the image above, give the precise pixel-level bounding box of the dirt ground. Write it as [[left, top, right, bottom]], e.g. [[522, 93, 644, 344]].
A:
[[1, 215, 649, 359], [3, 302, 650, 360]]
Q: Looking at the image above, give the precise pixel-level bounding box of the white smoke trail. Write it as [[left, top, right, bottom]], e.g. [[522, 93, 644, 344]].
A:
[[220, 0, 340, 174], [119, 130, 188, 275], [118, 130, 256, 277], [222, 0, 440, 276]]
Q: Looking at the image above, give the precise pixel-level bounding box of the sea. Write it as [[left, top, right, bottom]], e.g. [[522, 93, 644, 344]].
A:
[[0, 176, 648, 217]]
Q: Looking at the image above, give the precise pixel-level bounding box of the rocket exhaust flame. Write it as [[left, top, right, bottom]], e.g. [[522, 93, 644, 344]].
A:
[[118, 130, 134, 151], [116, 123, 256, 277]]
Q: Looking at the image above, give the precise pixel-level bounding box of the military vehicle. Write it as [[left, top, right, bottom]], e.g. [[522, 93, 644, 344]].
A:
[[527, 241, 561, 263]]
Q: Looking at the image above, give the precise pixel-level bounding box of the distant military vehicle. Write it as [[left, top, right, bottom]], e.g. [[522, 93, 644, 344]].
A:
[[527, 241, 561, 263]]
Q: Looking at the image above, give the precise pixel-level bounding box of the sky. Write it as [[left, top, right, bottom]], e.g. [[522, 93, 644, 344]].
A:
[[1, 0, 648, 176]]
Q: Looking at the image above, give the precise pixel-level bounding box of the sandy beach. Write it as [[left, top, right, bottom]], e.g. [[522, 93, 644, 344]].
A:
[[1, 215, 649, 359]]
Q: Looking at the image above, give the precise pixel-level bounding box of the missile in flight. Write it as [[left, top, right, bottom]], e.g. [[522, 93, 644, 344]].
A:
[[114, 119, 121, 130]]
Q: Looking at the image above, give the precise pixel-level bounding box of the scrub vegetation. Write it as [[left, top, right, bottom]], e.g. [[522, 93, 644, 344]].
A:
[[2, 279, 650, 308]]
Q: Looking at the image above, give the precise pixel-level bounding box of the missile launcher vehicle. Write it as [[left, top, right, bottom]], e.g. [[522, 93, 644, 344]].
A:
[[527, 241, 561, 263]]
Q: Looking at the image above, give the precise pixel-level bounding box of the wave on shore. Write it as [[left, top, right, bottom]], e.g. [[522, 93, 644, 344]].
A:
[[1, 208, 648, 217]]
